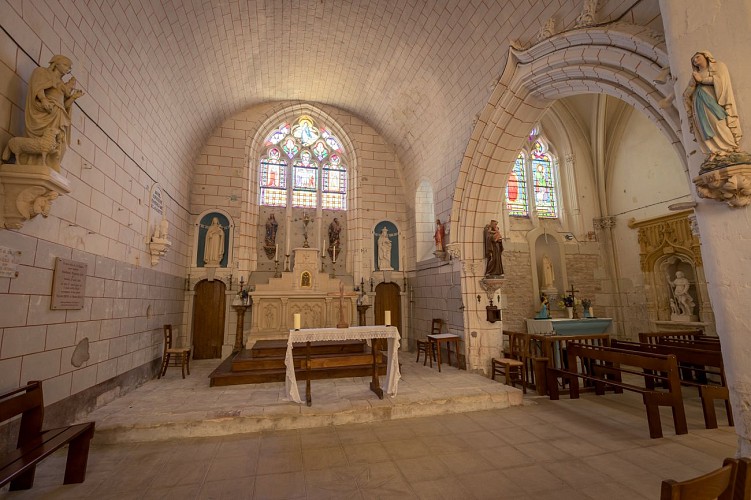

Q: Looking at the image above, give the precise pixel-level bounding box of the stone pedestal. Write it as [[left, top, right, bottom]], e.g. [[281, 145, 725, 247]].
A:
[[0, 164, 71, 229], [232, 302, 252, 353]]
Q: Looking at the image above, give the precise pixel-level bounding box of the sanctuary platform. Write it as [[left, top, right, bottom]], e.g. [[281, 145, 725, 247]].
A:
[[83, 357, 522, 444]]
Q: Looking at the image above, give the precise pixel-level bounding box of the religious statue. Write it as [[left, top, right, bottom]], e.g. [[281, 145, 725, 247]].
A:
[[483, 220, 504, 277], [377, 226, 393, 270], [667, 270, 696, 317], [328, 217, 342, 261], [434, 219, 446, 253], [264, 213, 278, 247], [152, 218, 170, 242], [535, 293, 551, 319], [541, 254, 555, 289], [22, 55, 84, 170], [203, 217, 225, 266], [683, 50, 749, 171]]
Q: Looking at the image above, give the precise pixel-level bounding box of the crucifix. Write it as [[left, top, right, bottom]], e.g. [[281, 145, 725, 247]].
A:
[[567, 284, 580, 319]]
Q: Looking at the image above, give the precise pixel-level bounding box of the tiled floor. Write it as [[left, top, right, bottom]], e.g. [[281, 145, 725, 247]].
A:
[[0, 357, 738, 499]]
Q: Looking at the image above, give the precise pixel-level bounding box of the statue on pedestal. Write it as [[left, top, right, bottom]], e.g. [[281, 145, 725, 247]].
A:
[[377, 226, 393, 271], [204, 217, 225, 267], [483, 219, 504, 277]]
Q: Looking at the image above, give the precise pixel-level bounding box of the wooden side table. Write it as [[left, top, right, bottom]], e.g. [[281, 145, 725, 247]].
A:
[[427, 333, 461, 372]]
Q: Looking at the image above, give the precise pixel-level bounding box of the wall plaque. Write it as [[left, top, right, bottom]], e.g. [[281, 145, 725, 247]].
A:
[[51, 257, 87, 310], [150, 184, 164, 216], [0, 246, 20, 278]]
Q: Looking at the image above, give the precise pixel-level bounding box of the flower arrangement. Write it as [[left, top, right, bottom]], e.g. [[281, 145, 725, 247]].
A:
[[581, 298, 592, 309], [557, 294, 575, 308]]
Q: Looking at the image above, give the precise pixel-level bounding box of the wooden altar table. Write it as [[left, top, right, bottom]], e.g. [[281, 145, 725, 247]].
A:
[[284, 326, 401, 404]]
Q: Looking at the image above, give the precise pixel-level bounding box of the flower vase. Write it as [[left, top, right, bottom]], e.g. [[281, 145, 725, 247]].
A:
[[583, 307, 591, 318], [566, 307, 574, 319]]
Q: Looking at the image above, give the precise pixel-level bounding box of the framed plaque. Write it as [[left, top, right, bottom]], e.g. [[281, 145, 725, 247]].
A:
[[50, 257, 88, 310]]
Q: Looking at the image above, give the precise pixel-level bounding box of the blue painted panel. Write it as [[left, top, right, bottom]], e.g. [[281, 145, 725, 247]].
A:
[[373, 220, 399, 271], [196, 212, 230, 268]]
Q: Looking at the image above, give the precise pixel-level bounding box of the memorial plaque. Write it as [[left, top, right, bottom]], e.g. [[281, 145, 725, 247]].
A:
[[150, 184, 164, 216], [0, 246, 20, 278], [51, 257, 88, 310]]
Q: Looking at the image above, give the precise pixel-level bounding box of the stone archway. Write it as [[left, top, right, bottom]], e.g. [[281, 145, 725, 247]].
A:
[[449, 26, 683, 371]]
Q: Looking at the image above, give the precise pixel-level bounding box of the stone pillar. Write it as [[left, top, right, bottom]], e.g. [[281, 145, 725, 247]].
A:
[[660, 0, 751, 455]]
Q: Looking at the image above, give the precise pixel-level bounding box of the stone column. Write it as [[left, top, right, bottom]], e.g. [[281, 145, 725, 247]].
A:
[[660, 0, 751, 455]]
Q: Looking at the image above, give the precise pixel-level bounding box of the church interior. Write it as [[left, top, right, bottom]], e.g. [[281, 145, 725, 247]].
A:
[[1, 0, 751, 498]]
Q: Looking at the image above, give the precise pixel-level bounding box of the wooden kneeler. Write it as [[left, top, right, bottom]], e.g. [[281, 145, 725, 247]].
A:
[[303, 341, 384, 406]]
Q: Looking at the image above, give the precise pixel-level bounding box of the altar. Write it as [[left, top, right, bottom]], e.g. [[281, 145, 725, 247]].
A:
[[526, 318, 613, 335], [284, 325, 401, 404]]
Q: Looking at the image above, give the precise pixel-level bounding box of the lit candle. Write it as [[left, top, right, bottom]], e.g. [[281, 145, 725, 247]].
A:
[[384, 310, 391, 326], [294, 313, 301, 330]]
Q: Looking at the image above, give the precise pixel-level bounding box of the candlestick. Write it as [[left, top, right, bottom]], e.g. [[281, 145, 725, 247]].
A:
[[384, 310, 391, 326], [294, 313, 301, 330], [332, 245, 336, 263]]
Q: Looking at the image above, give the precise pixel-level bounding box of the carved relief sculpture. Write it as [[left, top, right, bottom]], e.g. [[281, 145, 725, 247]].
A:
[[667, 271, 696, 320], [149, 218, 171, 266]]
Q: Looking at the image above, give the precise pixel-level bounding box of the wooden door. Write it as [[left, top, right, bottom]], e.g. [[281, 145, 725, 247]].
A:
[[375, 282, 402, 335], [192, 279, 226, 359]]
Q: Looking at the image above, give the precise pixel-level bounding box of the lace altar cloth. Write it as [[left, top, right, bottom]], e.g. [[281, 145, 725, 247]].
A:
[[284, 325, 401, 404]]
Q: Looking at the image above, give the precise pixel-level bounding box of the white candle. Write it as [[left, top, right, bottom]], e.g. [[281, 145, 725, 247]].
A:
[[294, 313, 301, 330], [274, 244, 278, 261], [333, 245, 336, 263], [324, 238, 327, 251], [384, 310, 391, 326]]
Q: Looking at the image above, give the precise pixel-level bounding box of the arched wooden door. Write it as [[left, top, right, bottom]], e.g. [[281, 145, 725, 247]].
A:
[[375, 282, 402, 335], [192, 279, 226, 359]]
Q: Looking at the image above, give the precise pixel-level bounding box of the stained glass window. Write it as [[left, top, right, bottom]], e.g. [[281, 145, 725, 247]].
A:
[[322, 154, 347, 210], [505, 153, 528, 217], [504, 133, 559, 218], [259, 116, 348, 210], [530, 141, 558, 218], [259, 148, 287, 206]]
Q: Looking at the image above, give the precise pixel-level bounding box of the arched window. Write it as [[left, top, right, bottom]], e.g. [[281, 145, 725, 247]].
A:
[[505, 132, 559, 219], [259, 116, 348, 210]]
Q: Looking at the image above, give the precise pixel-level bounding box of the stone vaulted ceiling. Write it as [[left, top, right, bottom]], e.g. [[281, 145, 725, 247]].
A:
[[4, 1, 662, 210]]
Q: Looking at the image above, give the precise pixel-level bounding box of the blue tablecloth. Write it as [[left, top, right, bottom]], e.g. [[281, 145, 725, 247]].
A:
[[526, 318, 613, 335]]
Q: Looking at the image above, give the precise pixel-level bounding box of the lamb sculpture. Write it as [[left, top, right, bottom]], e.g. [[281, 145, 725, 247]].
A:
[[2, 127, 61, 168]]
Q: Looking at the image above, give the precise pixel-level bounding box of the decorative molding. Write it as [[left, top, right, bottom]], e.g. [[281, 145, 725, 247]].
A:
[[693, 163, 751, 208], [628, 210, 700, 272], [445, 242, 461, 260], [592, 216, 616, 230]]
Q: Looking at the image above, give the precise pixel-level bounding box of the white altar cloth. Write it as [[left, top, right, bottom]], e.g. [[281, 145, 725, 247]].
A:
[[284, 325, 402, 404]]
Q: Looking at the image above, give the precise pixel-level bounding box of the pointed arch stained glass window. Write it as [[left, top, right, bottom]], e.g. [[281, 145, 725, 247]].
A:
[[505, 153, 528, 217], [530, 140, 558, 218], [259, 116, 348, 210], [260, 148, 288, 206], [322, 154, 347, 210]]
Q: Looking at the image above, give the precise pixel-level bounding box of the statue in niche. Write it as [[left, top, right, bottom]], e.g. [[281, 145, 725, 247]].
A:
[[683, 50, 751, 171], [667, 270, 696, 318], [541, 254, 555, 289], [434, 219, 446, 253], [377, 226, 393, 270], [23, 55, 84, 170], [203, 217, 225, 266], [483, 219, 504, 277]]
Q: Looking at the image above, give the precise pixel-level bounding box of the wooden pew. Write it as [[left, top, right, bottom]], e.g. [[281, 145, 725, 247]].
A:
[[529, 333, 611, 396], [638, 330, 705, 344], [611, 339, 732, 429], [0, 381, 95, 490], [547, 343, 687, 439]]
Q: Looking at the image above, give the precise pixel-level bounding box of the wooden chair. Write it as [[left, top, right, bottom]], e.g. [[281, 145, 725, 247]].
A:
[[660, 457, 740, 500], [416, 319, 442, 366], [491, 331, 528, 393], [158, 324, 191, 379]]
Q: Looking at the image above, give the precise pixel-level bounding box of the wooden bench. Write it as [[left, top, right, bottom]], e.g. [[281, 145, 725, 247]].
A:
[[529, 333, 611, 396], [547, 343, 687, 439], [0, 381, 95, 490], [301, 341, 384, 406], [638, 330, 706, 344], [611, 339, 732, 429]]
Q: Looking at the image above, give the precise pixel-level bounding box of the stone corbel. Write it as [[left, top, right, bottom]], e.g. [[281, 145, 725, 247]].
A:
[[693, 164, 751, 208], [593, 216, 616, 230], [149, 239, 171, 266], [445, 242, 461, 260], [0, 164, 71, 229]]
